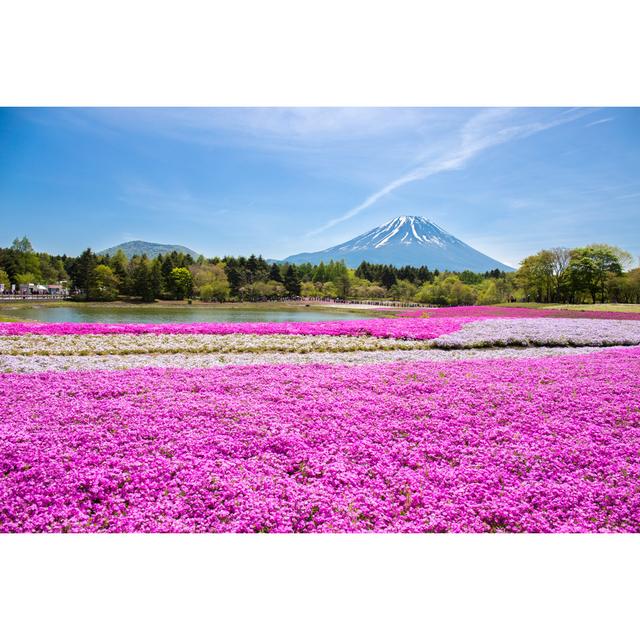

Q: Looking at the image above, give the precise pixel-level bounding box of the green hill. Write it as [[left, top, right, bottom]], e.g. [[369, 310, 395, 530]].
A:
[[98, 241, 201, 260]]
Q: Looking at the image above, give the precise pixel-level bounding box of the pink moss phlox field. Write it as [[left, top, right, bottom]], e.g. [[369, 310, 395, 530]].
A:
[[2, 348, 639, 533], [0, 317, 473, 340], [400, 305, 640, 321]]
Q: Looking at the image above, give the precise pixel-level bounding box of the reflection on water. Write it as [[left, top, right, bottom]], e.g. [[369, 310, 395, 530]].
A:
[[0, 304, 374, 324]]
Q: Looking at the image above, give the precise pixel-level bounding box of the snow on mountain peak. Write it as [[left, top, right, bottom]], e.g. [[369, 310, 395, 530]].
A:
[[349, 215, 457, 250]]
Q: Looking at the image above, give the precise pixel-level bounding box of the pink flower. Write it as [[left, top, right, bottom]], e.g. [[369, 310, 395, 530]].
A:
[[2, 347, 639, 533]]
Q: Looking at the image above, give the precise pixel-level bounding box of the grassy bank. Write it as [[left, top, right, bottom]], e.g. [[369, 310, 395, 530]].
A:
[[497, 302, 640, 313]]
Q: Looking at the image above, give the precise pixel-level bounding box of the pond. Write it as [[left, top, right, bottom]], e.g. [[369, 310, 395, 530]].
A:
[[0, 303, 377, 324]]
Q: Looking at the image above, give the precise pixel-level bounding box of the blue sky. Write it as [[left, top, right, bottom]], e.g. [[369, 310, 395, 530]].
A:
[[0, 107, 638, 267]]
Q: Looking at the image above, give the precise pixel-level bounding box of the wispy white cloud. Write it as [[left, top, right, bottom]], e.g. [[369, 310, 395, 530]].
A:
[[585, 117, 614, 127], [198, 107, 432, 140], [118, 182, 229, 224], [67, 107, 445, 149], [307, 108, 594, 236], [504, 197, 538, 210]]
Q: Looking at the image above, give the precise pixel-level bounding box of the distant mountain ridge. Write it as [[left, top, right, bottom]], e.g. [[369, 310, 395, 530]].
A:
[[98, 241, 201, 260], [284, 216, 514, 272]]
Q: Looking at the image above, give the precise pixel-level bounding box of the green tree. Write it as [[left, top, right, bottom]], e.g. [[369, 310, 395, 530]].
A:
[[268, 263, 283, 282], [160, 254, 176, 294], [516, 251, 554, 302], [240, 280, 286, 301], [131, 257, 155, 302], [300, 281, 321, 297], [415, 274, 476, 306], [15, 272, 38, 285], [170, 267, 193, 300], [321, 281, 338, 298], [587, 244, 626, 302], [283, 264, 301, 296], [5, 245, 42, 282], [150, 258, 163, 299], [225, 263, 244, 297], [38, 254, 61, 283], [88, 265, 119, 301], [352, 282, 386, 299], [190, 263, 230, 300], [380, 266, 397, 289], [334, 271, 353, 298], [70, 249, 97, 296], [624, 268, 640, 303], [0, 268, 10, 290], [476, 279, 500, 305], [313, 262, 328, 283], [110, 249, 129, 293], [246, 254, 259, 283], [11, 236, 34, 253], [568, 245, 623, 303], [459, 270, 483, 285], [568, 250, 598, 303], [389, 279, 417, 301], [495, 274, 515, 303], [200, 279, 231, 302], [549, 247, 572, 301]]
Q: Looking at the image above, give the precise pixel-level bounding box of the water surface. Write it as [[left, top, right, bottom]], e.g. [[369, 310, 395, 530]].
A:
[[0, 304, 374, 324]]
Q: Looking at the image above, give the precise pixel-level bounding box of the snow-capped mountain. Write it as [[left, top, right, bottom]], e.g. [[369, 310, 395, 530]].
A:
[[284, 216, 514, 271]]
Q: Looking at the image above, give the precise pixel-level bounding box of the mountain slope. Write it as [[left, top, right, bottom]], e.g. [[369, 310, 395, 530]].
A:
[[284, 216, 514, 272], [98, 241, 201, 260]]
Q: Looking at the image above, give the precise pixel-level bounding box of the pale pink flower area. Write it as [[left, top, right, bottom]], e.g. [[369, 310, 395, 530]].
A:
[[2, 348, 639, 533], [0, 317, 472, 340], [400, 305, 640, 321], [431, 318, 640, 348], [399, 306, 554, 318]]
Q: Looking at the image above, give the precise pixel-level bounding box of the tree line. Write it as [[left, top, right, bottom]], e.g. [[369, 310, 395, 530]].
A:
[[515, 245, 639, 304], [1, 236, 638, 305]]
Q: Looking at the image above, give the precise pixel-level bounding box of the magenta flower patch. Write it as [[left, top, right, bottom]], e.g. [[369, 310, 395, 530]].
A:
[[2, 348, 639, 533], [0, 317, 471, 340]]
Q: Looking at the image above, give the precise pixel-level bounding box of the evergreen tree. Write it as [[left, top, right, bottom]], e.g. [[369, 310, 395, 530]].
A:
[[283, 264, 301, 296], [269, 263, 283, 282], [313, 261, 328, 283], [380, 265, 397, 289], [70, 249, 97, 296], [161, 254, 176, 294], [225, 264, 244, 297], [110, 249, 129, 292], [296, 262, 314, 281], [150, 258, 163, 299], [246, 254, 259, 283], [255, 256, 270, 281], [417, 266, 432, 284], [131, 256, 154, 302]]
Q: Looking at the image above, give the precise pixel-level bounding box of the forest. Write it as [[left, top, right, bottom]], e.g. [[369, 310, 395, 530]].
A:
[[1, 236, 639, 305]]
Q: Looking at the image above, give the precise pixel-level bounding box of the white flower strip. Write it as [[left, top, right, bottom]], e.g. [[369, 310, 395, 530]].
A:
[[432, 318, 640, 348], [0, 333, 427, 356], [3, 318, 639, 373], [0, 346, 629, 373], [4, 318, 639, 357]]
